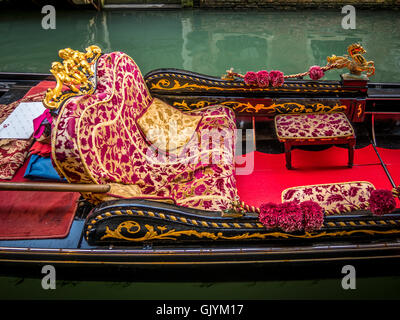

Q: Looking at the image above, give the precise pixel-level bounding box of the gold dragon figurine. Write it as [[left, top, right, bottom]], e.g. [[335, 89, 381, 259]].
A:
[[221, 43, 375, 82], [43, 45, 102, 110], [327, 43, 375, 78]]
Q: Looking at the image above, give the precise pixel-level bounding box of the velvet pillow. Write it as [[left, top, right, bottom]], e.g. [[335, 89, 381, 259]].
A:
[[137, 98, 201, 154], [281, 181, 376, 215]]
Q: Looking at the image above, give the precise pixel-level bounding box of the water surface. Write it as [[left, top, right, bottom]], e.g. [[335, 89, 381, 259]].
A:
[[1, 275, 400, 299], [1, 8, 400, 300], [1, 9, 399, 82]]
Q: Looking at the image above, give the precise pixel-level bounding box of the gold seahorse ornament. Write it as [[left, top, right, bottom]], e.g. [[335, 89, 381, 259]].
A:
[[327, 43, 375, 78]]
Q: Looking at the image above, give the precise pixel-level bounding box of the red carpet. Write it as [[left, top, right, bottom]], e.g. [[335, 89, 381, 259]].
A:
[[378, 148, 400, 164], [0, 157, 80, 240], [376, 147, 400, 208], [0, 81, 80, 240], [235, 145, 396, 208], [25, 80, 56, 96], [0, 192, 79, 240]]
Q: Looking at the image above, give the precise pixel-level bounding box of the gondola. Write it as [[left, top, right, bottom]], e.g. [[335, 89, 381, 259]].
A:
[[0, 43, 399, 280]]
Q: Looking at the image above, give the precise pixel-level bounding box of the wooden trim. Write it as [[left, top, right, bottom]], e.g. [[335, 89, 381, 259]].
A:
[[0, 182, 110, 193]]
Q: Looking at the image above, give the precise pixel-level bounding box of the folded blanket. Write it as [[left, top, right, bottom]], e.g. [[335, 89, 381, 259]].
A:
[[24, 154, 65, 181], [30, 140, 51, 157], [0, 139, 32, 179], [0, 89, 49, 179]]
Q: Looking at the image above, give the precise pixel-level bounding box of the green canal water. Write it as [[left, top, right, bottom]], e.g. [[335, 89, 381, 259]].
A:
[[1, 275, 400, 300], [1, 8, 400, 301], [0, 270, 400, 300], [1, 9, 400, 82]]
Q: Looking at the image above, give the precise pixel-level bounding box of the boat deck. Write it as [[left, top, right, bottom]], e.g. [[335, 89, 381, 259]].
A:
[[0, 75, 399, 274]]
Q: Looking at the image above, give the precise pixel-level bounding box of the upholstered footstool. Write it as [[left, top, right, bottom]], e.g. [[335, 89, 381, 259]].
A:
[[281, 181, 376, 215], [274, 112, 356, 169]]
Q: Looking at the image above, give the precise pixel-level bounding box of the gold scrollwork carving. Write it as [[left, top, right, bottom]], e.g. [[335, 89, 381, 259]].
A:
[[174, 100, 347, 114], [100, 220, 400, 242], [265, 102, 347, 114], [151, 79, 228, 92], [150, 78, 343, 94], [357, 104, 363, 118], [43, 45, 102, 110]]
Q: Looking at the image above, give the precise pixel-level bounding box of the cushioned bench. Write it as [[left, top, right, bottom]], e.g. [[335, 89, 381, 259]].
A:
[[281, 181, 375, 215], [274, 112, 356, 169], [50, 50, 239, 212]]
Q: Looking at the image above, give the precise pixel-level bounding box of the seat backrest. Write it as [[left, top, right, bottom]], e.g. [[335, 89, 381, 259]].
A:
[[51, 52, 153, 187]]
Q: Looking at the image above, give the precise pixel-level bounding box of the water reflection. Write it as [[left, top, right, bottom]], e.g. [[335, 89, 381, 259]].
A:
[[0, 9, 399, 81]]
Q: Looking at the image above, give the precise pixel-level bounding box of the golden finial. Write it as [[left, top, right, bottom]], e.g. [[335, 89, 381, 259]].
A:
[[221, 68, 236, 81]]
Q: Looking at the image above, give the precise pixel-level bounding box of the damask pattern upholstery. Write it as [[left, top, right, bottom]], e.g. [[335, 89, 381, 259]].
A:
[[281, 181, 376, 215], [51, 52, 238, 211], [0, 92, 46, 180], [137, 98, 202, 155], [275, 112, 354, 140]]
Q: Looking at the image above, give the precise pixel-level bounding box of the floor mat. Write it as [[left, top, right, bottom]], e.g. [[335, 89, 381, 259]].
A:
[[0, 158, 80, 240], [235, 145, 395, 208], [25, 80, 56, 96]]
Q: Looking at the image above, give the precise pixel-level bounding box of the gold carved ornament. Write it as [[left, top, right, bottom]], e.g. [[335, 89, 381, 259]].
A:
[[100, 220, 400, 242], [327, 43, 375, 77], [172, 100, 346, 114], [43, 45, 102, 110], [222, 43, 375, 82], [87, 208, 400, 242]]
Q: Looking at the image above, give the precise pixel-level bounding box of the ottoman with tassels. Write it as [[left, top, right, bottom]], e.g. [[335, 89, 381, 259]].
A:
[[281, 181, 375, 215], [274, 112, 356, 169]]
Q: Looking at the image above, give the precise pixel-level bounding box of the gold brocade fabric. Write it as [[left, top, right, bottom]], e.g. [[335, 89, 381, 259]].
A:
[[0, 139, 32, 179], [0, 92, 46, 180], [275, 112, 355, 140], [281, 181, 375, 215], [52, 52, 238, 212], [137, 98, 202, 154], [89, 182, 176, 204]]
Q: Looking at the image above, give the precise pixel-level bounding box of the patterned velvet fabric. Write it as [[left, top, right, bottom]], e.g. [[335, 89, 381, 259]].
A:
[[137, 98, 202, 155], [51, 52, 238, 211], [275, 112, 355, 140], [281, 181, 376, 215], [0, 92, 46, 180], [0, 139, 32, 180]]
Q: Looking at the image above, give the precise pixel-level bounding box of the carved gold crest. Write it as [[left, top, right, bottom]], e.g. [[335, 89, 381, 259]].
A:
[[43, 45, 102, 110]]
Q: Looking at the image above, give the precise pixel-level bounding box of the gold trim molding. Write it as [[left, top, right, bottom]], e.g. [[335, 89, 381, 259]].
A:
[[172, 100, 347, 114], [85, 208, 400, 243], [100, 220, 400, 242]]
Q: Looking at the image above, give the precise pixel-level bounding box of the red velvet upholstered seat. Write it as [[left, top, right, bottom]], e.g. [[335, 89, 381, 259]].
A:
[[274, 112, 356, 169], [51, 51, 238, 211]]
